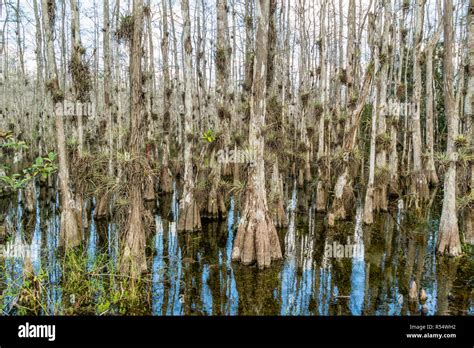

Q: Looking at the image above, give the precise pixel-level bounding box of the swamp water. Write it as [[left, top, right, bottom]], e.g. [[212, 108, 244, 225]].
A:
[[0, 182, 472, 316]]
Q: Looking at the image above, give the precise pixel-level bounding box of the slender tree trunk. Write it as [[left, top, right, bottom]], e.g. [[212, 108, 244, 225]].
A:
[[465, 0, 474, 246], [363, 12, 378, 225], [437, 0, 461, 256], [178, 0, 201, 232], [160, 0, 173, 194], [143, 2, 156, 203], [114, 0, 123, 181], [373, 0, 391, 213], [70, 0, 84, 156], [207, 0, 230, 220], [33, 0, 45, 155], [104, 0, 113, 177], [409, 0, 429, 209], [41, 0, 81, 248], [425, 26, 442, 186], [92, 0, 113, 220], [316, 0, 328, 212], [120, 0, 147, 276]]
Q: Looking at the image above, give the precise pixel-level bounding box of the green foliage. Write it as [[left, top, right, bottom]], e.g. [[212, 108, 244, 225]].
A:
[[202, 129, 216, 143], [0, 140, 29, 151], [0, 131, 29, 151], [0, 151, 58, 190], [454, 135, 469, 149], [0, 173, 31, 190], [28, 152, 58, 180]]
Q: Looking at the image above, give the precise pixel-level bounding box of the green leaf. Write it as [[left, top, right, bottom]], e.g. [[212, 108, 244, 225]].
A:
[[35, 157, 44, 166], [48, 152, 57, 161]]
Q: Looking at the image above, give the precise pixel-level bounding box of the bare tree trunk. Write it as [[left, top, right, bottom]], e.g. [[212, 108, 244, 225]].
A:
[[92, 0, 113, 220], [437, 0, 461, 256], [409, 0, 429, 209], [463, 0, 474, 246], [363, 12, 378, 225], [15, 0, 25, 82], [316, 0, 328, 212], [425, 23, 442, 186], [120, 0, 147, 276], [390, 1, 407, 197], [104, 0, 113, 177], [207, 0, 230, 220], [330, 66, 373, 225], [143, 2, 156, 203], [70, 0, 84, 157], [231, 0, 282, 269], [169, 0, 182, 149], [178, 0, 201, 232], [373, 0, 391, 213], [271, 160, 287, 227], [41, 0, 81, 248], [160, 0, 173, 194], [33, 0, 45, 155]]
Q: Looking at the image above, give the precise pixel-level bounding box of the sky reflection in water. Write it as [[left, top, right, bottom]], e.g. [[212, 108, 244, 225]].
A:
[[1, 183, 472, 316]]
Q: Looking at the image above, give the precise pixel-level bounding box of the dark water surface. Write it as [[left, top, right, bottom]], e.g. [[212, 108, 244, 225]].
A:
[[0, 182, 472, 316]]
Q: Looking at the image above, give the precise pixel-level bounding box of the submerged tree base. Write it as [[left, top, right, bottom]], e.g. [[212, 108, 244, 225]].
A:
[[178, 200, 202, 232], [232, 193, 282, 269], [60, 208, 82, 249], [329, 171, 355, 225], [120, 203, 147, 277], [437, 224, 462, 257]]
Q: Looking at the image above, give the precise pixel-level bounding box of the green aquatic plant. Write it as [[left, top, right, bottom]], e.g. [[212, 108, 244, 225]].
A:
[[0, 152, 58, 190], [1, 247, 149, 315]]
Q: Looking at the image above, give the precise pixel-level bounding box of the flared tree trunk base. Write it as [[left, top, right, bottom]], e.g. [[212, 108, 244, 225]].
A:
[[60, 208, 82, 249], [178, 200, 202, 232], [205, 192, 227, 220], [120, 198, 147, 277], [330, 171, 355, 225], [437, 222, 461, 256], [232, 193, 282, 269]]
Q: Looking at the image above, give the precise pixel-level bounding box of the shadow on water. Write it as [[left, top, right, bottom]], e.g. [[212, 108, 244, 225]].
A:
[[0, 180, 472, 315]]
